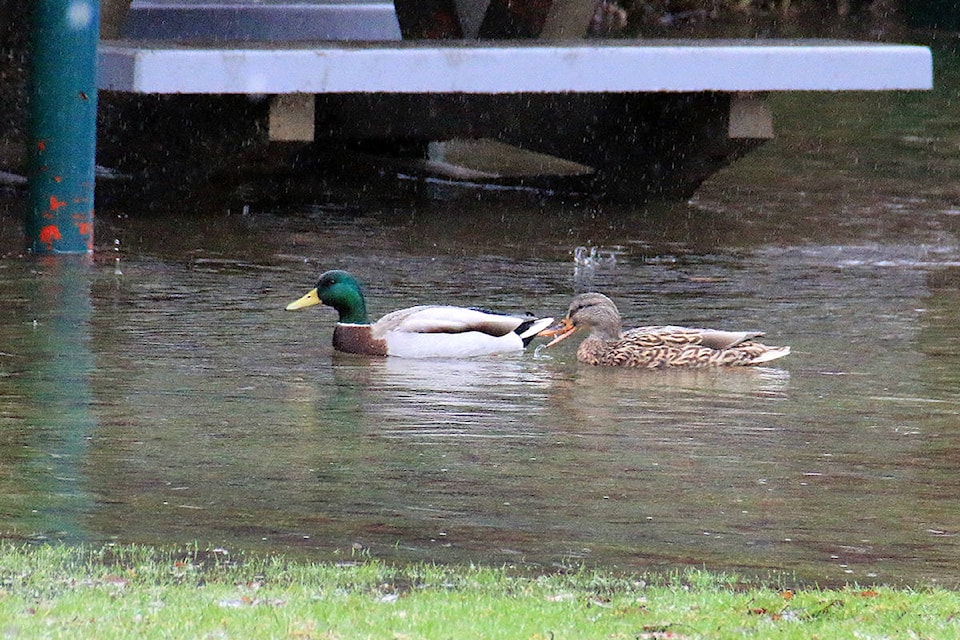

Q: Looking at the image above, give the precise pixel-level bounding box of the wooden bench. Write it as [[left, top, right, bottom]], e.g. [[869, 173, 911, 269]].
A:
[[94, 2, 934, 199], [98, 38, 931, 147]]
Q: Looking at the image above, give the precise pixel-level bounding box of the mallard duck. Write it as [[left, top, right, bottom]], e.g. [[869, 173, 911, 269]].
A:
[[286, 270, 553, 358], [540, 292, 790, 368]]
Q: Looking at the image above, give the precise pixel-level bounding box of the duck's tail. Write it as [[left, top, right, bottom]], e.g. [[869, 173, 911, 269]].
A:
[[750, 345, 791, 364], [516, 317, 555, 347]]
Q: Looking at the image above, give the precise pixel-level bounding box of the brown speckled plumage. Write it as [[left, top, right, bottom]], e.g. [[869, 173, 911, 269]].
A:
[[543, 293, 790, 369]]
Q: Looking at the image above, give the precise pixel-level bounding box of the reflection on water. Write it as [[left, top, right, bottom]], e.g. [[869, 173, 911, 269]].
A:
[[1, 258, 97, 540], [1, 40, 960, 588]]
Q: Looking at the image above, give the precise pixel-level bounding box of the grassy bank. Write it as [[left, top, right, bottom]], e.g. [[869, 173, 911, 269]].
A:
[[0, 544, 957, 638]]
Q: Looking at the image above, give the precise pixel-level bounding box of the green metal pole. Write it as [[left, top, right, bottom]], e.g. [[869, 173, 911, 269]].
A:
[[27, 0, 100, 255]]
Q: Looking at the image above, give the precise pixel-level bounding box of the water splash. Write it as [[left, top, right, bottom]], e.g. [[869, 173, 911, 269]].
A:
[[533, 343, 552, 359], [573, 245, 617, 269], [573, 245, 619, 290], [113, 238, 123, 276]]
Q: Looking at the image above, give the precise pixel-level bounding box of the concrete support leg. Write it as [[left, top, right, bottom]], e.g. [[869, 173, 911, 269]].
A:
[[728, 93, 774, 140], [269, 94, 316, 142], [540, 0, 597, 38]]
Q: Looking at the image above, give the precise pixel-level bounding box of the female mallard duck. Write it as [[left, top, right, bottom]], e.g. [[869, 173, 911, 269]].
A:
[[540, 292, 790, 368], [286, 270, 553, 358]]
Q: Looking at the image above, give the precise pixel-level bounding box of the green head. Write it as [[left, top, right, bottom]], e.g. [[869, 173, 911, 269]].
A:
[[286, 270, 370, 324]]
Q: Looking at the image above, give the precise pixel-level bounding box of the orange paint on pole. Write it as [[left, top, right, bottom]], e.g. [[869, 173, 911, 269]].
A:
[[76, 221, 93, 236], [38, 224, 62, 250], [49, 195, 67, 210]]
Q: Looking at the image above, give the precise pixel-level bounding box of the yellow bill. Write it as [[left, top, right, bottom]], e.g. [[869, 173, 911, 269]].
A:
[[286, 288, 322, 311]]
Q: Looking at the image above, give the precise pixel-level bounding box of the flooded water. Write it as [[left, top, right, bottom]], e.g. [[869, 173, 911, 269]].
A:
[[2, 37, 960, 588]]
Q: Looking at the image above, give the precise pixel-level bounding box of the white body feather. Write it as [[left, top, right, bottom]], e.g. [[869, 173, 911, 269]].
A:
[[383, 330, 525, 358], [369, 305, 551, 358]]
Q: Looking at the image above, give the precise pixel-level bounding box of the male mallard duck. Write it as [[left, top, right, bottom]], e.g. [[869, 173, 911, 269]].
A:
[[540, 292, 790, 368], [286, 270, 553, 358]]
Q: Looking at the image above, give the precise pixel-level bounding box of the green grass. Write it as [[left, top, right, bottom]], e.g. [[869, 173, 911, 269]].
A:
[[0, 543, 958, 639]]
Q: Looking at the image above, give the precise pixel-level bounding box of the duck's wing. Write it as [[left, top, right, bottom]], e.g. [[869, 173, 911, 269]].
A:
[[612, 326, 788, 367], [373, 305, 545, 338], [624, 325, 764, 349]]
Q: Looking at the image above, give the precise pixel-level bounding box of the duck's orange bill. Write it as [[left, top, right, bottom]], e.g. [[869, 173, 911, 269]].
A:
[[537, 317, 578, 347]]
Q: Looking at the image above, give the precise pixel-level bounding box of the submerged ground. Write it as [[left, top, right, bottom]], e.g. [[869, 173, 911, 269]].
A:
[[0, 12, 959, 593]]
